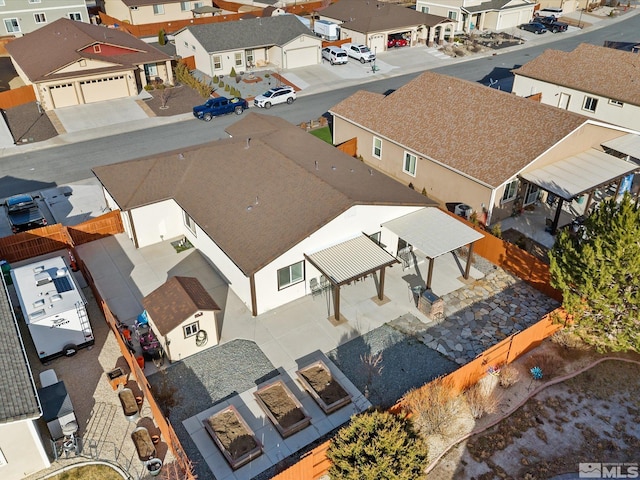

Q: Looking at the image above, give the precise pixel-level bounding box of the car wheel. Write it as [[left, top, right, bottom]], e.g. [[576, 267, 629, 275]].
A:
[[234, 106, 243, 115], [330, 59, 335, 65], [203, 113, 212, 122], [360, 57, 366, 64], [552, 28, 558, 33], [63, 344, 78, 357], [286, 97, 294, 104], [264, 102, 272, 109]]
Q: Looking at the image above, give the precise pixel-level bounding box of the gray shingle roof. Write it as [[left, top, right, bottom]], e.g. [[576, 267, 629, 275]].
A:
[[0, 279, 40, 423], [179, 15, 314, 53], [93, 113, 435, 276], [464, 0, 533, 13]]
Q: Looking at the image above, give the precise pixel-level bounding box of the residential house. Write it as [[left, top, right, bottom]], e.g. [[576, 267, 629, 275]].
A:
[[142, 276, 221, 362], [0, 276, 50, 480], [174, 15, 321, 75], [93, 113, 436, 317], [6, 18, 173, 110], [329, 71, 639, 228], [318, 0, 455, 48], [414, 0, 535, 33], [100, 0, 218, 25], [512, 43, 640, 132], [0, 0, 88, 35]]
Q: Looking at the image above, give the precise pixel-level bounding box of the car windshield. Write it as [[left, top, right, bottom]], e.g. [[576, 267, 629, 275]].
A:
[[361, 47, 371, 52], [262, 90, 275, 97], [337, 52, 347, 57]]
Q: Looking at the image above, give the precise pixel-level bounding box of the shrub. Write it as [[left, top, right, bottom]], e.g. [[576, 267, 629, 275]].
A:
[[218, 80, 224, 88], [490, 223, 502, 239], [421, 187, 428, 197], [524, 352, 563, 379], [158, 28, 166, 46], [230, 67, 236, 77], [499, 364, 520, 388], [224, 84, 230, 92], [212, 75, 219, 83], [551, 329, 588, 350], [144, 84, 154, 91], [403, 378, 461, 436], [264, 73, 270, 78], [327, 410, 427, 480], [464, 383, 501, 419]]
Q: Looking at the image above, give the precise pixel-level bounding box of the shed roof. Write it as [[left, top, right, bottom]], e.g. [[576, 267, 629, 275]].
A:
[[93, 113, 435, 276], [512, 44, 640, 107], [142, 277, 220, 336], [330, 71, 587, 188]]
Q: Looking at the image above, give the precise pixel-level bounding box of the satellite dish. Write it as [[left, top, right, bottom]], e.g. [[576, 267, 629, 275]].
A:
[[195, 330, 208, 347]]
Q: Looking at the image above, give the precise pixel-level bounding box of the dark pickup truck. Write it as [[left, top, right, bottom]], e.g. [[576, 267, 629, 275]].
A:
[[5, 194, 47, 233], [536, 16, 568, 33], [193, 96, 248, 121]]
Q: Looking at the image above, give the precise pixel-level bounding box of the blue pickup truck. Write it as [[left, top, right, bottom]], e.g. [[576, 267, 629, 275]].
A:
[[193, 96, 249, 121], [5, 194, 47, 233]]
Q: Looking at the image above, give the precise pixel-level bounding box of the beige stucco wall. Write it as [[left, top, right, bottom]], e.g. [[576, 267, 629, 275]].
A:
[[130, 200, 185, 248], [150, 310, 218, 362], [0, 420, 50, 480], [105, 0, 214, 25], [56, 58, 121, 74]]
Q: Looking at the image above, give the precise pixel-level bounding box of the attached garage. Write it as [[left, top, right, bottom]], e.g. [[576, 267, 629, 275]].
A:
[[498, 11, 521, 30], [50, 83, 77, 108], [80, 75, 130, 104], [284, 46, 318, 69]]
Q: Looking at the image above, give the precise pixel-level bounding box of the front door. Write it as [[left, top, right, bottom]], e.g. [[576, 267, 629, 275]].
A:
[[558, 93, 571, 110], [524, 183, 540, 206]]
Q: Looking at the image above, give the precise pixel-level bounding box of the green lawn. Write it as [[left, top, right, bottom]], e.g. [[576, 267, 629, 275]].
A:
[[49, 464, 122, 480], [309, 126, 332, 144]]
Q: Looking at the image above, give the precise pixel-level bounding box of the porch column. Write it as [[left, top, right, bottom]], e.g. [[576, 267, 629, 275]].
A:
[[614, 178, 623, 198], [139, 65, 148, 89], [333, 285, 341, 321], [583, 191, 595, 215], [438, 25, 445, 45], [464, 243, 474, 279], [250, 274, 258, 317], [551, 198, 564, 235], [426, 257, 435, 290], [479, 13, 486, 30], [165, 60, 174, 84], [428, 27, 436, 47], [378, 268, 386, 301]]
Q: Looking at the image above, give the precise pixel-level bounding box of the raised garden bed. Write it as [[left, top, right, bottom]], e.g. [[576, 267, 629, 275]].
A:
[[131, 426, 156, 461], [118, 387, 140, 421], [254, 380, 311, 438], [296, 361, 351, 414], [203, 405, 262, 470]]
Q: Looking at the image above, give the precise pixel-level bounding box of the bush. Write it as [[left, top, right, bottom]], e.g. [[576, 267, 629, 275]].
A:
[[212, 75, 219, 83], [158, 28, 166, 46], [230, 67, 237, 77], [499, 364, 520, 388], [524, 352, 563, 379], [551, 329, 588, 350], [327, 410, 427, 480], [264, 73, 270, 78], [403, 378, 461, 436], [464, 383, 501, 419], [224, 84, 230, 92], [218, 80, 224, 88], [144, 84, 154, 91], [490, 223, 502, 239]]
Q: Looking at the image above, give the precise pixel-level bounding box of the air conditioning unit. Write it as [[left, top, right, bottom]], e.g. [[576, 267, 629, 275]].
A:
[[454, 203, 473, 220]]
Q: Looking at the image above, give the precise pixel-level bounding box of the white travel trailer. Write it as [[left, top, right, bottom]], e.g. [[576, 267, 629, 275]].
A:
[[11, 256, 93, 362]]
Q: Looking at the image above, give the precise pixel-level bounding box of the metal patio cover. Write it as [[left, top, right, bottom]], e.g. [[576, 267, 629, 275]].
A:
[[602, 134, 640, 162]]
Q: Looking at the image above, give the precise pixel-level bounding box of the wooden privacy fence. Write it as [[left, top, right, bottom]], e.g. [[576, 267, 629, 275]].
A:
[[337, 137, 357, 157], [271, 440, 331, 480], [0, 85, 36, 109]]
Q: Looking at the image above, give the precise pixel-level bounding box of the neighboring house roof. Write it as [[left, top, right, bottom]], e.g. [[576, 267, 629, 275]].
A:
[[329, 71, 587, 188], [122, 0, 185, 6], [176, 15, 314, 53], [512, 43, 640, 107], [0, 281, 40, 423], [6, 18, 171, 83], [321, 0, 450, 31], [93, 113, 435, 276], [463, 0, 533, 13], [142, 276, 220, 336]]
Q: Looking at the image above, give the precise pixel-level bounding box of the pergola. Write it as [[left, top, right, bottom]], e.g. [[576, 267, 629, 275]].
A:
[[304, 235, 399, 322], [520, 149, 638, 233], [602, 134, 640, 162], [382, 208, 484, 291]]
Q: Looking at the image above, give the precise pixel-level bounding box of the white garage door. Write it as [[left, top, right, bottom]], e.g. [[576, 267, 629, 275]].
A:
[[369, 35, 386, 53], [50, 83, 78, 108], [80, 75, 129, 104], [499, 11, 520, 30], [284, 47, 318, 69]]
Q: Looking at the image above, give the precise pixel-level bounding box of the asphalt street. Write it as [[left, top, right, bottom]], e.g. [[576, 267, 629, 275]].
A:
[[0, 13, 638, 197]]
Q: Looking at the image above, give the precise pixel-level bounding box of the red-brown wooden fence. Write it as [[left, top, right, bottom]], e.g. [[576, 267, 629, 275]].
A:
[[0, 85, 36, 109]]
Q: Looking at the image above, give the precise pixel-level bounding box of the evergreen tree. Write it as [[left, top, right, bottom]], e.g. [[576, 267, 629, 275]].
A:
[[549, 193, 640, 352], [327, 410, 427, 480]]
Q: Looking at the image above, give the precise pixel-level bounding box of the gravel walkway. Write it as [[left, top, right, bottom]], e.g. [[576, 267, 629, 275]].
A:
[[326, 324, 458, 409], [146, 339, 278, 480]]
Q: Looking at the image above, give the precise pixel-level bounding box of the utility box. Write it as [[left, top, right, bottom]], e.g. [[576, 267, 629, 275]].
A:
[[11, 256, 94, 363], [313, 20, 339, 40]]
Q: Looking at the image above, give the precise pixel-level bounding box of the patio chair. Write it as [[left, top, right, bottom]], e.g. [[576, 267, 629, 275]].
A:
[[320, 275, 330, 291], [310, 278, 323, 297]]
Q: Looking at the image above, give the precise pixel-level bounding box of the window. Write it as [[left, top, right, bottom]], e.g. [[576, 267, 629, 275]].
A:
[[502, 179, 518, 202], [34, 13, 46, 24], [93, 44, 101, 53], [194, 1, 203, 7], [397, 237, 411, 252], [153, 4, 165, 15], [421, 6, 430, 13], [403, 152, 417, 176], [448, 11, 458, 20], [4, 18, 20, 33], [524, 183, 540, 206], [583, 96, 598, 113], [180, 1, 190, 11], [372, 137, 382, 159], [69, 12, 82, 21], [213, 55, 222, 70], [183, 211, 197, 235], [183, 321, 199, 338], [277, 261, 304, 290], [235, 52, 243, 67], [609, 99, 623, 107], [246, 49, 254, 65]]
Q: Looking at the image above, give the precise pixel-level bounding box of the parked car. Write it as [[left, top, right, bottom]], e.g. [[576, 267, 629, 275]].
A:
[[342, 43, 376, 63], [4, 194, 47, 233], [388, 35, 409, 48], [536, 15, 568, 32], [322, 46, 348, 65], [253, 86, 296, 109], [518, 22, 548, 34], [193, 96, 248, 121]]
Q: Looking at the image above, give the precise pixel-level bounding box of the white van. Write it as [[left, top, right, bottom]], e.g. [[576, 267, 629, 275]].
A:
[[322, 46, 349, 65]]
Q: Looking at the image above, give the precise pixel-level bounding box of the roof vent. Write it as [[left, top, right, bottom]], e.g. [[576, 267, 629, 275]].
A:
[[35, 272, 52, 286], [369, 169, 373, 175], [245, 137, 251, 149], [51, 294, 63, 302], [178, 153, 185, 160], [33, 265, 45, 274], [331, 166, 337, 171], [315, 160, 319, 170], [56, 268, 66, 277], [246, 205, 253, 211], [255, 196, 259, 205], [33, 299, 45, 308], [30, 309, 46, 320]]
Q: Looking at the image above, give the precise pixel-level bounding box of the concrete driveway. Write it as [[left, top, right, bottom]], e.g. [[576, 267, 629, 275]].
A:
[[53, 96, 150, 133]]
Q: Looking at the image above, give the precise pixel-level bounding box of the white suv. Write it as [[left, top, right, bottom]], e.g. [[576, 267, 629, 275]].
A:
[[253, 86, 296, 109], [322, 46, 348, 65]]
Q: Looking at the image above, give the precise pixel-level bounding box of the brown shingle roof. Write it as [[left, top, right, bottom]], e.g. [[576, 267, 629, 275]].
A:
[[142, 277, 219, 336], [94, 113, 435, 276], [320, 0, 450, 31], [6, 18, 171, 82], [329, 71, 588, 187], [512, 43, 640, 107]]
